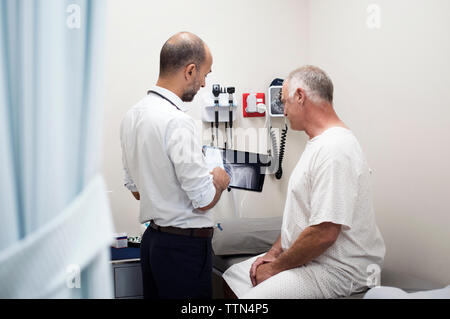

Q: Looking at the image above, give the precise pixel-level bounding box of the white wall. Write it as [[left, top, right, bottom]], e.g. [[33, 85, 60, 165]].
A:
[[103, 0, 450, 286], [306, 0, 450, 285], [102, 0, 309, 235]]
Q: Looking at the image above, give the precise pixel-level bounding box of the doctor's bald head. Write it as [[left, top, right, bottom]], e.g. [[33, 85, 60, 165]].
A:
[[159, 32, 208, 77], [158, 32, 212, 102]]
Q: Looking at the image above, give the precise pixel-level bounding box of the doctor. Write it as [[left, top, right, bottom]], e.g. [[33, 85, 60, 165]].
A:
[[120, 32, 230, 299], [223, 66, 385, 299]]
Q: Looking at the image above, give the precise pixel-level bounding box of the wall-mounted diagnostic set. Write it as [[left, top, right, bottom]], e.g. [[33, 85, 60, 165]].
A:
[[202, 84, 238, 149], [202, 79, 288, 196]]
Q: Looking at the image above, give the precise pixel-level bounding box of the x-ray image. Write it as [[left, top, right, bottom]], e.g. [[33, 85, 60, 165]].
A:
[[203, 146, 268, 192], [224, 163, 259, 191], [222, 149, 268, 192]]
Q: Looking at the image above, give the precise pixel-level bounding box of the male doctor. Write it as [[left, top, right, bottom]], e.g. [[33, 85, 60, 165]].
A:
[[120, 32, 230, 299]]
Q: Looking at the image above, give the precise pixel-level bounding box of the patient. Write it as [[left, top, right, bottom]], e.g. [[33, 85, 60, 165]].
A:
[[222, 66, 386, 299]]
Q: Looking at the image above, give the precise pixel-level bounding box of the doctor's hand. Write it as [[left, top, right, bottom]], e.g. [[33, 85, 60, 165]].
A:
[[211, 167, 230, 191], [250, 254, 277, 286]]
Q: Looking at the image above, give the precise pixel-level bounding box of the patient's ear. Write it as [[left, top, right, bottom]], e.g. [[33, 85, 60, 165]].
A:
[[296, 88, 306, 105]]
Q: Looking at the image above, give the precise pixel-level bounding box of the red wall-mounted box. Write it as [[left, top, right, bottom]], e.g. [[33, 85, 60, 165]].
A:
[[242, 93, 266, 118]]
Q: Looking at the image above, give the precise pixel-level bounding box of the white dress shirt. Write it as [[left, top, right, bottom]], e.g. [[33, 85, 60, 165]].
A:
[[120, 86, 216, 228]]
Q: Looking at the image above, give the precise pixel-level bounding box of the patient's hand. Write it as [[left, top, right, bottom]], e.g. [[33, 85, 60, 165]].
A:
[[254, 262, 276, 286], [250, 254, 277, 286]]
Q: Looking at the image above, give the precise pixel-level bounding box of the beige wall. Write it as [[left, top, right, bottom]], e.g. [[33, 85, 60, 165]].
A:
[[102, 0, 309, 235], [306, 0, 450, 285], [103, 0, 450, 286]]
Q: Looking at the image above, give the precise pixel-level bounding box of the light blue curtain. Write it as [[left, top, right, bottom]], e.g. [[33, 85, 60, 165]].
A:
[[0, 0, 115, 298]]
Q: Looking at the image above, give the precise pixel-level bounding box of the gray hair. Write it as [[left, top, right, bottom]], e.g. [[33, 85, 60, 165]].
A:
[[287, 66, 334, 104]]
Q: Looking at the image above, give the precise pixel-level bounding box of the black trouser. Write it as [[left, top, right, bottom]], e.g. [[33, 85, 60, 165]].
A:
[[140, 225, 213, 299]]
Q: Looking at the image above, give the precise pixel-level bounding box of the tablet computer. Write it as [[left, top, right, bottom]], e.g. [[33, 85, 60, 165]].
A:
[[203, 146, 271, 193]]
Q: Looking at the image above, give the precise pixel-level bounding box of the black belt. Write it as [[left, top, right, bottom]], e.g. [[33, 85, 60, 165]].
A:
[[149, 221, 214, 238]]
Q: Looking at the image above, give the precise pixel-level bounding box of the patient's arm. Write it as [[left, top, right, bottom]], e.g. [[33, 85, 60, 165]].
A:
[[266, 235, 283, 258], [255, 222, 341, 285]]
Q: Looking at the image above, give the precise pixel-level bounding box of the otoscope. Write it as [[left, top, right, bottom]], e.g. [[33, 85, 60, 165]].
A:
[[212, 84, 221, 147], [227, 87, 235, 148]]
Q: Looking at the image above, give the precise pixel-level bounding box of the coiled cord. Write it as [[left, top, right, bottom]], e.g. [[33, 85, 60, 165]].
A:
[[275, 124, 288, 180], [269, 127, 279, 169]]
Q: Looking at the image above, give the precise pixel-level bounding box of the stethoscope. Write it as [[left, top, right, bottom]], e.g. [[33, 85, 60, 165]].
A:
[[147, 90, 181, 111]]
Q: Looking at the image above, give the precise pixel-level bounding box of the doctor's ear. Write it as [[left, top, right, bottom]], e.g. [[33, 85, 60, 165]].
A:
[[185, 64, 196, 79]]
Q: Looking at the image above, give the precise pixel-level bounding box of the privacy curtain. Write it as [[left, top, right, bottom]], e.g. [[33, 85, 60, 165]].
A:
[[0, 0, 115, 298]]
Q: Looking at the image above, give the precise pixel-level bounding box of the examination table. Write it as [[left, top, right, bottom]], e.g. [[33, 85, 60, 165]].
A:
[[211, 217, 444, 299]]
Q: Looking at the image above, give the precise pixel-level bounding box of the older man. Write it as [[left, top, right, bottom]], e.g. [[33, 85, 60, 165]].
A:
[[120, 32, 230, 299], [223, 66, 385, 299]]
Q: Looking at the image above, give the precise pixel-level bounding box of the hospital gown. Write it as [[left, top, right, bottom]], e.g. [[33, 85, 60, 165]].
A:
[[223, 127, 386, 299]]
